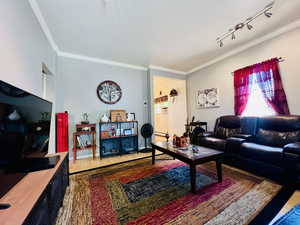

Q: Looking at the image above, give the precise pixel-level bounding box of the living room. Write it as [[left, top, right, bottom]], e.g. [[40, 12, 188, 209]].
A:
[[1, 0, 300, 225]]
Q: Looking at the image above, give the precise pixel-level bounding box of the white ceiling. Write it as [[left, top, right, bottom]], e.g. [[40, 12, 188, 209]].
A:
[[35, 0, 300, 73]]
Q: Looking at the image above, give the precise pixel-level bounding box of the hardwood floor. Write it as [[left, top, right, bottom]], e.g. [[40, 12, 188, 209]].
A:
[[269, 190, 300, 224], [69, 151, 162, 173], [279, 190, 300, 214]]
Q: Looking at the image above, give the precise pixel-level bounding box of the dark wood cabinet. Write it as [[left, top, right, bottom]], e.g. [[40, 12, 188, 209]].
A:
[[0, 153, 69, 225], [23, 192, 50, 225], [23, 154, 69, 225]]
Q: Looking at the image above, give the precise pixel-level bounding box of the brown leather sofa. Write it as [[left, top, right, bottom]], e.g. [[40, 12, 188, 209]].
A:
[[196, 115, 300, 184]]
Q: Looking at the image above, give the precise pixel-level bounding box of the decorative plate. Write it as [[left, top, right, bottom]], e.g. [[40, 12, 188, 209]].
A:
[[97, 80, 122, 104], [197, 93, 206, 107], [206, 89, 218, 105]]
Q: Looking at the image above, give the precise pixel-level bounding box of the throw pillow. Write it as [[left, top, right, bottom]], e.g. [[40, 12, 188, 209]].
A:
[[215, 127, 241, 139], [255, 129, 300, 147]]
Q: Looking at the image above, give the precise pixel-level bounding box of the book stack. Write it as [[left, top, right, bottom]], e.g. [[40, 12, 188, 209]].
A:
[[76, 134, 93, 149]]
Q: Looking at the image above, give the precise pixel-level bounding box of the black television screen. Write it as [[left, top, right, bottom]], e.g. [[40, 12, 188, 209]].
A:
[[0, 80, 52, 169]]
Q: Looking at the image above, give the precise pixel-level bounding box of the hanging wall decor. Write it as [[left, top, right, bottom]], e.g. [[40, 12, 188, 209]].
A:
[[97, 80, 122, 104], [196, 88, 219, 109]]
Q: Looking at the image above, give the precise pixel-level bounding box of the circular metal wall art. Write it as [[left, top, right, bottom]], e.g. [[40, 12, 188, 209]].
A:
[[97, 80, 122, 104]]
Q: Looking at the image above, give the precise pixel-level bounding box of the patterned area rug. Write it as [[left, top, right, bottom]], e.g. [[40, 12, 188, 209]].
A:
[[56, 157, 282, 225]]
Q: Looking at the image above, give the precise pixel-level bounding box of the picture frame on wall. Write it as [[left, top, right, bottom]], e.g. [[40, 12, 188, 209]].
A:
[[196, 88, 220, 109]]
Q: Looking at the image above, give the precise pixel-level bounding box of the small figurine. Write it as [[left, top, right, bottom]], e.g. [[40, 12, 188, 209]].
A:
[[101, 113, 109, 122], [111, 125, 116, 136], [81, 113, 89, 124], [166, 133, 170, 142], [173, 135, 177, 146]]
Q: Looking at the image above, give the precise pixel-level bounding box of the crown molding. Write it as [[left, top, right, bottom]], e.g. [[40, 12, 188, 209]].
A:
[[187, 19, 300, 75], [58, 51, 148, 71], [28, 1, 180, 73], [29, 0, 300, 76], [28, 0, 59, 52], [149, 65, 187, 75]]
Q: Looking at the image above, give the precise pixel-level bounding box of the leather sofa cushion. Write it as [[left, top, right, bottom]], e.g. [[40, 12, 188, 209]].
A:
[[255, 129, 300, 147], [258, 116, 300, 132], [218, 116, 241, 128], [284, 142, 300, 155], [240, 142, 283, 166], [215, 127, 241, 139], [199, 137, 226, 151]]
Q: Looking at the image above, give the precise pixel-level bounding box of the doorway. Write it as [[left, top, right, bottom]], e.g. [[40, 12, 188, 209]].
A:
[[152, 76, 187, 141], [42, 64, 56, 154]]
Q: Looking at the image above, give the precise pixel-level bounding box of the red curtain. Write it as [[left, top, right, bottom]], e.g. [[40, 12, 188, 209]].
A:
[[234, 58, 290, 116], [234, 66, 253, 115], [254, 58, 290, 115]]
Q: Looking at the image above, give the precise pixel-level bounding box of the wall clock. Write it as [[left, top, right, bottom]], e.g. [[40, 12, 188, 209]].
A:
[[97, 80, 122, 104]]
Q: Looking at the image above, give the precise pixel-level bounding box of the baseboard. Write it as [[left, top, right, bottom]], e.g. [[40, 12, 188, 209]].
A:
[[69, 152, 164, 175], [69, 147, 152, 161]]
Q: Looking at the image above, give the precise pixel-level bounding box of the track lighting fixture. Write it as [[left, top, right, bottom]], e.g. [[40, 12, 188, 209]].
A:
[[247, 23, 253, 30], [216, 1, 275, 47], [219, 41, 223, 47], [264, 11, 272, 18], [231, 33, 236, 40]]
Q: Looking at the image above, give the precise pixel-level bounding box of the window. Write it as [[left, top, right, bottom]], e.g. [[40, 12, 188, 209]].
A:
[[234, 58, 289, 116], [242, 75, 276, 117]]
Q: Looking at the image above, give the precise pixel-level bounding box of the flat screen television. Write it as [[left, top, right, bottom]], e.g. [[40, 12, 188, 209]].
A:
[[0, 80, 59, 202]]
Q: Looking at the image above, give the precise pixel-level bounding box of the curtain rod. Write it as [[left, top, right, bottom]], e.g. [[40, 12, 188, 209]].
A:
[[231, 57, 284, 75]]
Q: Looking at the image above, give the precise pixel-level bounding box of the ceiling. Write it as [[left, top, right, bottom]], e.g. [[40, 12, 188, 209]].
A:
[[36, 0, 300, 73]]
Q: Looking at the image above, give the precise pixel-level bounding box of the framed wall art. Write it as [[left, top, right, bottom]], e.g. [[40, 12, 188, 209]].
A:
[[196, 88, 220, 109]]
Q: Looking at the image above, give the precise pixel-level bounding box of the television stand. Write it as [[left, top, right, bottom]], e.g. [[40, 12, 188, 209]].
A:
[[0, 152, 69, 225], [0, 203, 10, 210]]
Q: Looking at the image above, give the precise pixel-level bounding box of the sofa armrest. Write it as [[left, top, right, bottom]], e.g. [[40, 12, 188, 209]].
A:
[[283, 143, 300, 174], [226, 137, 246, 153], [283, 142, 300, 155], [198, 132, 214, 137], [231, 134, 253, 140]]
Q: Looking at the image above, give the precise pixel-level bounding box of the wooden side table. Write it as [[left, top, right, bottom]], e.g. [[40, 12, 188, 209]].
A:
[[73, 124, 97, 162]]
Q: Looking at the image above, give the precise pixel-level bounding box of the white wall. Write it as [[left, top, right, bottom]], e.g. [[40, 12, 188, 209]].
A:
[[0, 1, 57, 153], [187, 27, 300, 131], [56, 56, 149, 159], [0, 1, 56, 95], [153, 76, 187, 138]]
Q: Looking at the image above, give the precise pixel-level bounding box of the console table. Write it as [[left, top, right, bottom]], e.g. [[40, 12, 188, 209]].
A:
[[0, 152, 69, 225]]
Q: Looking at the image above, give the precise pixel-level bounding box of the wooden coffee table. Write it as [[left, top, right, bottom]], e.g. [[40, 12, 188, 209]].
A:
[[151, 141, 224, 193]]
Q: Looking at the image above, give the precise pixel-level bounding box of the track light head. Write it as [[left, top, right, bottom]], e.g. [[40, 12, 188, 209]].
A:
[[231, 33, 236, 40], [219, 41, 224, 47], [247, 23, 253, 30], [235, 23, 245, 30], [264, 11, 272, 18]]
